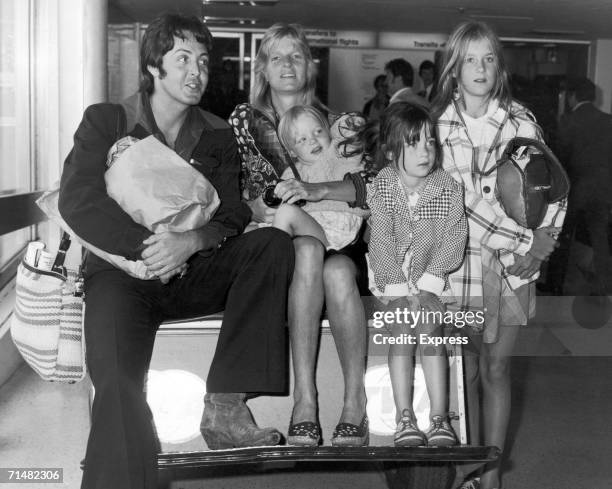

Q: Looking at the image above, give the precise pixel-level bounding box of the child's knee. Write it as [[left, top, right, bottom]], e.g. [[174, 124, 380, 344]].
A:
[[482, 356, 511, 384], [273, 203, 300, 228]]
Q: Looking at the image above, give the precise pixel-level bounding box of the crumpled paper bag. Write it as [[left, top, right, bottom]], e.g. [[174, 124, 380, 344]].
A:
[[105, 135, 220, 233], [36, 188, 154, 280]]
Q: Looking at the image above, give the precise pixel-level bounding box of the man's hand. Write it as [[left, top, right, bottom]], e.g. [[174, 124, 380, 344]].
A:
[[142, 231, 200, 277], [157, 263, 188, 284], [506, 252, 542, 279], [247, 195, 277, 224], [274, 179, 326, 204], [529, 226, 560, 260], [417, 290, 445, 314]]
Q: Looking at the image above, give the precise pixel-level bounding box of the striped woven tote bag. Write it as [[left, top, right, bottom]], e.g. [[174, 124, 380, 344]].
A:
[[10, 233, 85, 383]]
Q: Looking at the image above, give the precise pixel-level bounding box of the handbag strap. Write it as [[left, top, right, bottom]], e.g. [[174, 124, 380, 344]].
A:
[[51, 231, 72, 276]]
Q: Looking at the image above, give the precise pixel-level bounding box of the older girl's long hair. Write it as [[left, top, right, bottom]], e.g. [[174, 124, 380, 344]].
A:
[[431, 21, 512, 119], [251, 23, 319, 122]]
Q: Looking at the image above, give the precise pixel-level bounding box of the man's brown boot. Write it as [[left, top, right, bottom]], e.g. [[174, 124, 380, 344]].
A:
[[200, 393, 282, 450]]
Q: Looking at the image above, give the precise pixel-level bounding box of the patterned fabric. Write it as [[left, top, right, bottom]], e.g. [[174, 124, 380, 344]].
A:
[[367, 166, 468, 297], [106, 136, 139, 168], [11, 262, 85, 383], [482, 259, 534, 343], [229, 104, 286, 200], [436, 100, 567, 337], [228, 103, 374, 203]]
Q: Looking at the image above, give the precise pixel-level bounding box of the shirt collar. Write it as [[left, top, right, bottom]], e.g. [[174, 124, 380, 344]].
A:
[[123, 92, 209, 162], [572, 100, 591, 112], [389, 86, 414, 104]]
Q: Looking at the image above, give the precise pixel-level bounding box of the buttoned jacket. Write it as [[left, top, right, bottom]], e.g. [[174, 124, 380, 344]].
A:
[[436, 100, 567, 308], [367, 166, 467, 297]]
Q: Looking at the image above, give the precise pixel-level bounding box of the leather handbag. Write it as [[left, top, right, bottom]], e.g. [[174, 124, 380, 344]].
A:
[[489, 137, 570, 228], [10, 232, 86, 383]]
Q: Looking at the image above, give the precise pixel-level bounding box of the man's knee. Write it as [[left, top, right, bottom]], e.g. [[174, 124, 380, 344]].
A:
[[245, 227, 293, 256], [239, 228, 295, 278]]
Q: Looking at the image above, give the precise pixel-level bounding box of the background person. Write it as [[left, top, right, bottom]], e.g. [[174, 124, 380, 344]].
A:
[[385, 58, 427, 107], [362, 73, 389, 121], [59, 14, 293, 489], [418, 59, 437, 102], [432, 21, 565, 489], [545, 77, 612, 295], [229, 23, 373, 447]]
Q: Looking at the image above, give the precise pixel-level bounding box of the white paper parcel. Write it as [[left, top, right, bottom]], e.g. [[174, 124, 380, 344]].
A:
[[105, 135, 220, 233]]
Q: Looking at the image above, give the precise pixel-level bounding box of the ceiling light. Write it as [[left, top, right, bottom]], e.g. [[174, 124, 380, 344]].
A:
[[202, 0, 278, 5], [470, 14, 534, 22], [203, 16, 258, 25], [529, 28, 585, 36]]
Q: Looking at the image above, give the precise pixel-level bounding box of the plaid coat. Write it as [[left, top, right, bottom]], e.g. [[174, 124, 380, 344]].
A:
[[367, 167, 467, 297], [436, 99, 567, 312]]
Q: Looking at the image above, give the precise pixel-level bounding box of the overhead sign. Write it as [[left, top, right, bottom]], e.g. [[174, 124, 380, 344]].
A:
[[379, 32, 448, 50], [304, 29, 376, 49]]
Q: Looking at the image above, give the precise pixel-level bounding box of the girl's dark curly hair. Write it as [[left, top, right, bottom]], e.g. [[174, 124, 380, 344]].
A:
[[342, 102, 440, 172]]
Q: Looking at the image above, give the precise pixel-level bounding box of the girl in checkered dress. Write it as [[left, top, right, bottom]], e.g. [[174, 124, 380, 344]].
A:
[[431, 21, 564, 489], [366, 102, 468, 447]]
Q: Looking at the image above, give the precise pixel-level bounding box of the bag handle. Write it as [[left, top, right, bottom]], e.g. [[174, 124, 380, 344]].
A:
[[51, 231, 72, 276]]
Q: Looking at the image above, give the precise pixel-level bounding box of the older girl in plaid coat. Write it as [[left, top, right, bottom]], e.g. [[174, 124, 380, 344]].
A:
[[367, 102, 468, 447], [432, 21, 565, 489]]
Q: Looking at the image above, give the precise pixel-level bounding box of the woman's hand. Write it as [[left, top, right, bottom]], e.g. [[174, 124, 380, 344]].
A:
[[417, 290, 445, 314], [529, 226, 560, 260], [507, 252, 542, 280], [142, 231, 198, 277], [247, 195, 277, 224], [275, 179, 326, 204]]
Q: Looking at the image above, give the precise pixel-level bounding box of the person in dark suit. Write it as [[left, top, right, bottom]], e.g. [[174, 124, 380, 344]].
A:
[[418, 59, 437, 102], [546, 77, 612, 294], [362, 74, 389, 121], [59, 13, 294, 489]]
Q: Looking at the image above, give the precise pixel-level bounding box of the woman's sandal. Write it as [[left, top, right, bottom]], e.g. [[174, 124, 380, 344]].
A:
[[287, 419, 321, 446], [330, 414, 369, 447]]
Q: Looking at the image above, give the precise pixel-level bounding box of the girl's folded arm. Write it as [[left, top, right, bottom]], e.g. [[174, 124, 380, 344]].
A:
[[368, 184, 409, 297], [417, 187, 468, 296]]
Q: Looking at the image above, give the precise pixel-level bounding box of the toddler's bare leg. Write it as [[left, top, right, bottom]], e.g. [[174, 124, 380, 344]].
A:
[[272, 204, 329, 247]]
